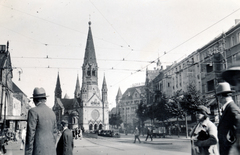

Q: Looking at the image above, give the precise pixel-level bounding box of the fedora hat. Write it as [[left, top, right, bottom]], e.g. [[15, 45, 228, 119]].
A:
[[222, 53, 240, 86], [30, 87, 49, 98], [215, 82, 234, 95]]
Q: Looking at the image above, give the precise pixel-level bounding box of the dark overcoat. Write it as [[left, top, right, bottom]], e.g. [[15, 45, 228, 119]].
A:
[[218, 101, 240, 155], [56, 128, 74, 155], [25, 103, 58, 155]]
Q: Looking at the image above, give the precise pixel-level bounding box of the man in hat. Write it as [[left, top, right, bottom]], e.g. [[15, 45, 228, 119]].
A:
[[56, 120, 74, 155], [25, 87, 58, 155], [222, 56, 240, 155], [215, 82, 240, 155]]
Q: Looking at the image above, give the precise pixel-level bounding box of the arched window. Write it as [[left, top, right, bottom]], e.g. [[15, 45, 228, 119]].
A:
[[99, 124, 103, 130], [89, 124, 93, 130], [87, 70, 91, 76], [94, 124, 98, 130], [92, 69, 95, 76]]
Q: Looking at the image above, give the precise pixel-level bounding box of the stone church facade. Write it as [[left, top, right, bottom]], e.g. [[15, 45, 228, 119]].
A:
[[52, 21, 109, 132]]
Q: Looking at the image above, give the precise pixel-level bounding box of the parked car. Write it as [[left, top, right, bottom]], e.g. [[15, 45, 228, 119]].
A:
[[152, 127, 166, 138], [98, 130, 114, 137]]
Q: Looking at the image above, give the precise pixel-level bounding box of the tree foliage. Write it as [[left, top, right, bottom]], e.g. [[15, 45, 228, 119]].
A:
[[153, 93, 171, 122], [181, 83, 208, 115], [136, 101, 148, 127], [109, 112, 123, 128], [165, 90, 185, 119]]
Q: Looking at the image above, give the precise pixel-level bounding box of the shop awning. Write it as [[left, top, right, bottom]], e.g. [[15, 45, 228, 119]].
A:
[[6, 115, 27, 121]]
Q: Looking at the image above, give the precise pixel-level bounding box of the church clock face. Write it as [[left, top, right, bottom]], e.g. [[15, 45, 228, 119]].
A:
[[91, 109, 100, 120]]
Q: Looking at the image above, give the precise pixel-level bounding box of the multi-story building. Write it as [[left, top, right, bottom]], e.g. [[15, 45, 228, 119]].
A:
[[224, 20, 240, 105], [145, 58, 163, 105], [116, 85, 146, 130]]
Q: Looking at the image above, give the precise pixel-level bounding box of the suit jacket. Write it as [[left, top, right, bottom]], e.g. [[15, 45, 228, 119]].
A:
[[218, 101, 240, 155], [57, 128, 74, 155], [25, 103, 58, 155]]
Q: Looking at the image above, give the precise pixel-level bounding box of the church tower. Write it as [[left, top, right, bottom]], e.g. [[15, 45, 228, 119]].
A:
[[81, 21, 109, 131], [74, 74, 81, 99], [81, 21, 100, 102], [116, 87, 122, 113], [55, 72, 62, 99], [101, 75, 108, 103], [101, 75, 108, 125]]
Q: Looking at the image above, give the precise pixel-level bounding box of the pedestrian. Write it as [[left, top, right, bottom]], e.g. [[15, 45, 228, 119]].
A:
[[20, 127, 26, 150], [56, 120, 74, 155], [215, 82, 240, 155], [72, 129, 75, 139], [145, 127, 153, 141], [25, 87, 58, 155], [74, 128, 78, 140], [133, 127, 141, 143], [190, 105, 219, 155], [78, 127, 82, 140], [221, 57, 240, 155]]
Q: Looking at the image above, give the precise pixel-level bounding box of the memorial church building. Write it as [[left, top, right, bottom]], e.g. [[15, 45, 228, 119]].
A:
[[52, 21, 109, 131]]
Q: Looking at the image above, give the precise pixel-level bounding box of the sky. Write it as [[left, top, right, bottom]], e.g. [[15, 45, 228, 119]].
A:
[[0, 0, 240, 110]]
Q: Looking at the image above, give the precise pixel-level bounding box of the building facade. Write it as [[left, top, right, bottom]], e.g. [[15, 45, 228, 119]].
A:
[[116, 85, 146, 130], [0, 42, 30, 132]]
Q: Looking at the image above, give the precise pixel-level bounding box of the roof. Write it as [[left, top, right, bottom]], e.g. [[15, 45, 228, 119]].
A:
[[116, 87, 122, 98], [60, 98, 81, 110], [109, 107, 117, 115], [12, 82, 27, 97], [121, 85, 146, 100]]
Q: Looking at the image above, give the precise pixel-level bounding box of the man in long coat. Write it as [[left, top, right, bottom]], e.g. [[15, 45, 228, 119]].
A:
[[25, 87, 58, 155], [215, 82, 240, 155], [57, 120, 74, 155]]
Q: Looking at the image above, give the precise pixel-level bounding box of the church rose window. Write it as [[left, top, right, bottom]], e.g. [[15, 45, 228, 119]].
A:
[[91, 109, 100, 120]]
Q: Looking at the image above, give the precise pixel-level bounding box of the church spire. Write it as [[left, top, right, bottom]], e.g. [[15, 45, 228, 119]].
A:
[[102, 74, 107, 91], [55, 72, 62, 98], [74, 74, 81, 98], [116, 87, 122, 99], [83, 21, 97, 65], [102, 74, 108, 103]]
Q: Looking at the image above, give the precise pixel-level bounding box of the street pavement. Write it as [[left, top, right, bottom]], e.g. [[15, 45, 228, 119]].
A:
[[3, 134, 191, 155]]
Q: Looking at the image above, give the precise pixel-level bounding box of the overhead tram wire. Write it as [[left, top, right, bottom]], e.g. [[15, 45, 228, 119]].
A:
[[111, 7, 240, 87], [0, 4, 129, 49], [149, 7, 240, 68], [89, 0, 134, 69], [12, 56, 173, 63], [12, 66, 142, 72]]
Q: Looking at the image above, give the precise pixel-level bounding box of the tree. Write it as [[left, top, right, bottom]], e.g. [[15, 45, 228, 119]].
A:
[[165, 90, 185, 137], [181, 83, 208, 116], [109, 113, 123, 128], [154, 93, 172, 124], [136, 101, 148, 134]]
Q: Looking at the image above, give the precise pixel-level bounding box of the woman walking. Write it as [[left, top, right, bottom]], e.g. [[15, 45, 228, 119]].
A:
[[190, 105, 219, 155]]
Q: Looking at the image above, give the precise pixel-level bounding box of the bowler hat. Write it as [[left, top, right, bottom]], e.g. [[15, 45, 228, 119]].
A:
[[215, 82, 234, 95], [222, 53, 240, 86], [30, 87, 49, 98], [197, 105, 210, 114]]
